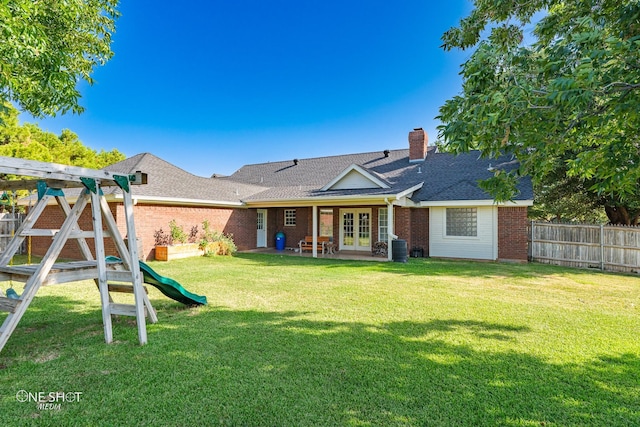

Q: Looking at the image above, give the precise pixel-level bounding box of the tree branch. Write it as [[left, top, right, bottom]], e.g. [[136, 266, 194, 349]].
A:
[[602, 82, 640, 92]]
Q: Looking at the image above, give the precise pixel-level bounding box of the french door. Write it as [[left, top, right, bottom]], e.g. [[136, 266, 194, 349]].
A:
[[340, 209, 371, 251]]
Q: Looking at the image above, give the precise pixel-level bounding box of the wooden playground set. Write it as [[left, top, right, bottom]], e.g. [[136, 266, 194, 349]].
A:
[[0, 156, 206, 355]]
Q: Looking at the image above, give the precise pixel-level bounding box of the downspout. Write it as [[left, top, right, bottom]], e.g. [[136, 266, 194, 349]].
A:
[[385, 198, 397, 261]]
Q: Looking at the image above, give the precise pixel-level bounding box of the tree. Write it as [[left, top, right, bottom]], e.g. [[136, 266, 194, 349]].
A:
[[0, 104, 125, 169], [0, 104, 125, 211], [0, 0, 119, 118], [437, 1, 640, 224]]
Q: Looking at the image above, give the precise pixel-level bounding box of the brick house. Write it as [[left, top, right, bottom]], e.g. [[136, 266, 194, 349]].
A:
[[30, 128, 533, 262]]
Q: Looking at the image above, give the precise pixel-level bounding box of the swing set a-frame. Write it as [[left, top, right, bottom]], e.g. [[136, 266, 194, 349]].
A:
[[0, 155, 155, 355]]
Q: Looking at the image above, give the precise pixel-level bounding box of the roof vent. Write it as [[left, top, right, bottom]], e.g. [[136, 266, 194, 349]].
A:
[[383, 150, 390, 157], [293, 159, 299, 165]]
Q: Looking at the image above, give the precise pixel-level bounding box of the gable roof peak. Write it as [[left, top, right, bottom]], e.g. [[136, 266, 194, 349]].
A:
[[321, 163, 390, 191]]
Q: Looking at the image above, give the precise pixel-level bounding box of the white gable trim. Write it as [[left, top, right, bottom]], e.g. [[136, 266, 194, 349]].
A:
[[396, 182, 424, 199], [321, 164, 390, 191]]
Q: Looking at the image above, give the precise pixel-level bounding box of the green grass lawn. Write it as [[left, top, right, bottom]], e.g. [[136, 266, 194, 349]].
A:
[[1, 254, 639, 426]]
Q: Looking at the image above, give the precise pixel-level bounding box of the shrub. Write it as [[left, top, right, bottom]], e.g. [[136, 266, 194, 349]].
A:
[[188, 225, 199, 243], [153, 228, 171, 246], [199, 220, 237, 256], [155, 220, 236, 256], [169, 220, 187, 244]]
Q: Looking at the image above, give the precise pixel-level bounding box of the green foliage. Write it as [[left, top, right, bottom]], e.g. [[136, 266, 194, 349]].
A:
[[156, 220, 237, 256], [529, 183, 609, 223], [0, 104, 125, 168], [438, 0, 640, 224], [0, 0, 120, 117], [199, 219, 237, 256], [168, 220, 188, 245]]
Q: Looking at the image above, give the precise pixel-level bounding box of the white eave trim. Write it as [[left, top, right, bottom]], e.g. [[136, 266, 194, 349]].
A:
[[417, 199, 534, 207], [245, 193, 401, 207], [20, 193, 246, 207], [111, 194, 245, 207], [321, 164, 390, 191], [244, 183, 425, 207]]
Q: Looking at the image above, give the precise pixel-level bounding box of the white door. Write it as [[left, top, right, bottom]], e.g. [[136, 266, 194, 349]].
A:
[[340, 209, 371, 251], [256, 209, 267, 247]]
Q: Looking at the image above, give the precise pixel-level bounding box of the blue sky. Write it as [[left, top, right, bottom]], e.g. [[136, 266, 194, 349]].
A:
[[28, 1, 473, 177]]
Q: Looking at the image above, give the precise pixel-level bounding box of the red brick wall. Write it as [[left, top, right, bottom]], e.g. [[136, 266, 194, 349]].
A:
[[498, 207, 529, 261], [371, 208, 379, 243], [273, 207, 308, 248], [394, 206, 411, 246], [31, 203, 120, 261], [410, 208, 429, 256], [30, 202, 257, 261], [32, 201, 506, 262], [389, 207, 429, 257], [126, 204, 256, 259], [225, 209, 256, 251]]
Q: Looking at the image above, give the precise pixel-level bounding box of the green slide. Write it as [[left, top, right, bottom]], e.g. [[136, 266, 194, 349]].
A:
[[106, 256, 207, 306]]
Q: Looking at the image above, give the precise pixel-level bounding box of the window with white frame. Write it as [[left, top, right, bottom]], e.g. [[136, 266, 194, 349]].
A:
[[319, 209, 333, 237], [378, 207, 388, 242], [284, 209, 296, 226], [446, 208, 477, 237]]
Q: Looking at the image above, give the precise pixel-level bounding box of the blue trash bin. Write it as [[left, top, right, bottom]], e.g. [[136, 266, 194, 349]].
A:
[[275, 232, 286, 250]]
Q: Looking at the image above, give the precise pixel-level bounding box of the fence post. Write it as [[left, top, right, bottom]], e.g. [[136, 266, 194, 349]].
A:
[[530, 221, 535, 262], [600, 224, 604, 271]]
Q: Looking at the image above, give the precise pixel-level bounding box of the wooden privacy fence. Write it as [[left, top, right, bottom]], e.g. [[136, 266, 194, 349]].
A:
[[0, 213, 24, 254], [530, 222, 640, 274]]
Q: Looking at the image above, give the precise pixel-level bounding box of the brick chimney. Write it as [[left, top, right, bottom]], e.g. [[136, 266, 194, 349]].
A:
[[409, 128, 428, 162]]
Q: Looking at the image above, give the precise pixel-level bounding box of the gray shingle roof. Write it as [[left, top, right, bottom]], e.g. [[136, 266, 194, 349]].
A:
[[102, 148, 532, 206], [224, 147, 533, 203], [225, 149, 426, 201], [103, 153, 266, 204], [414, 150, 534, 202]]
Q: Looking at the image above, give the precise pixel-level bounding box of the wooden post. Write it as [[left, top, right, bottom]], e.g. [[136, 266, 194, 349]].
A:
[[121, 185, 147, 345], [99, 195, 157, 323], [600, 224, 605, 271], [99, 197, 131, 268], [89, 186, 114, 344], [530, 221, 535, 262]]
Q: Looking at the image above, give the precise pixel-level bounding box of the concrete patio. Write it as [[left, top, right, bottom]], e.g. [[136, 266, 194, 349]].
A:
[[240, 247, 392, 262]]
